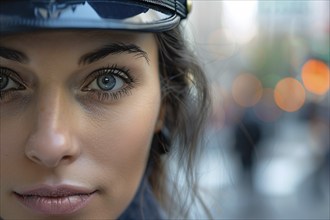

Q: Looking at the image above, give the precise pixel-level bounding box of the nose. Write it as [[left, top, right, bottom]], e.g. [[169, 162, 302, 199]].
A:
[[25, 89, 80, 168]]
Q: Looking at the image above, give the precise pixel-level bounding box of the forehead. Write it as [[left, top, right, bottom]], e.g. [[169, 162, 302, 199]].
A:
[[0, 30, 157, 54]]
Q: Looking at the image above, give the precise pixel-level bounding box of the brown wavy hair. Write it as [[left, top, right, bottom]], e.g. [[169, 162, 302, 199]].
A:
[[148, 26, 211, 218]]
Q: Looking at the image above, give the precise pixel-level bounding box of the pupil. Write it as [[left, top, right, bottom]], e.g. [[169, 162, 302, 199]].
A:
[[97, 75, 116, 91], [0, 75, 9, 90]]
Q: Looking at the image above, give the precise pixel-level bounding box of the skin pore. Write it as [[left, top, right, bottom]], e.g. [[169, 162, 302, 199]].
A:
[[0, 31, 162, 219]]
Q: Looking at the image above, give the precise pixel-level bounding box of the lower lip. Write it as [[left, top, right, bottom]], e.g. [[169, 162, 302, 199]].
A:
[[14, 192, 95, 215]]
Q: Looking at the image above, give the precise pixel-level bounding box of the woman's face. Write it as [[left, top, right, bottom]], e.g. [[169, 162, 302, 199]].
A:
[[0, 30, 162, 219]]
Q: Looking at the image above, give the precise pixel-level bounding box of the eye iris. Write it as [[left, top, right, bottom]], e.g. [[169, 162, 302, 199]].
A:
[[97, 74, 116, 91], [0, 75, 9, 90]]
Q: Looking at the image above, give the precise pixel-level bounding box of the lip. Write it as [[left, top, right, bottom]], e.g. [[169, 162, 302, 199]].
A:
[[14, 185, 97, 215]]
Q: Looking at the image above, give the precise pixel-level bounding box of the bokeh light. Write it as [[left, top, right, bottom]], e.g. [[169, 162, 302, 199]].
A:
[[274, 77, 306, 112], [301, 59, 330, 95], [232, 73, 263, 107], [222, 0, 258, 44]]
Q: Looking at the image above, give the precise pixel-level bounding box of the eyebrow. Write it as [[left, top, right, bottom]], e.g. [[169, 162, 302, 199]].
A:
[[79, 43, 150, 65], [0, 46, 29, 63]]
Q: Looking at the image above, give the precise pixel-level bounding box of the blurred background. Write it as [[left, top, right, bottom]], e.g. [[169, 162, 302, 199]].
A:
[[184, 0, 329, 219]]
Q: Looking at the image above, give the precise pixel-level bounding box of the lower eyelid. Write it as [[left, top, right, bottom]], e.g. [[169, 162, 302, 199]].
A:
[[0, 90, 28, 104], [80, 85, 134, 103]]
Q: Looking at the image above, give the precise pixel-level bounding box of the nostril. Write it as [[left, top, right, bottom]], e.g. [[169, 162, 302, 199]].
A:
[[62, 155, 71, 160]]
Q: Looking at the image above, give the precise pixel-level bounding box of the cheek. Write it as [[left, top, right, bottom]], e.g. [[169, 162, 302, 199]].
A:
[[86, 107, 155, 176], [78, 88, 161, 217], [0, 115, 28, 179]]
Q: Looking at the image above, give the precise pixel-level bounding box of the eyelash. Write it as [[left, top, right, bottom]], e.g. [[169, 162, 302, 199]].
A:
[[82, 64, 136, 102]]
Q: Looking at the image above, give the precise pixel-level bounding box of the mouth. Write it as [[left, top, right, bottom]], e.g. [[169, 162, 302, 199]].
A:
[[13, 185, 97, 215]]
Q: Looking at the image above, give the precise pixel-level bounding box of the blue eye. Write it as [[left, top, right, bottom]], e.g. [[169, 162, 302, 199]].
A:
[[82, 66, 136, 102], [97, 74, 116, 91], [87, 69, 125, 92]]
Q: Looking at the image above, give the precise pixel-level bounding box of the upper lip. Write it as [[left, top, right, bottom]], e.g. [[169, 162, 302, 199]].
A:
[[14, 185, 96, 197]]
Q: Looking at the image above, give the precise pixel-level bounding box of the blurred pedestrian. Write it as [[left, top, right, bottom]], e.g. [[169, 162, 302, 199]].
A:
[[233, 109, 262, 191]]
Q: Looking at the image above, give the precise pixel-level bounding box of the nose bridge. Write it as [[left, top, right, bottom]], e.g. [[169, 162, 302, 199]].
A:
[[37, 86, 67, 132], [25, 86, 79, 168]]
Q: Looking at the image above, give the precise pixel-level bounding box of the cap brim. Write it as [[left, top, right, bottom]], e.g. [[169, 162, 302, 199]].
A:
[[0, 0, 187, 34]]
